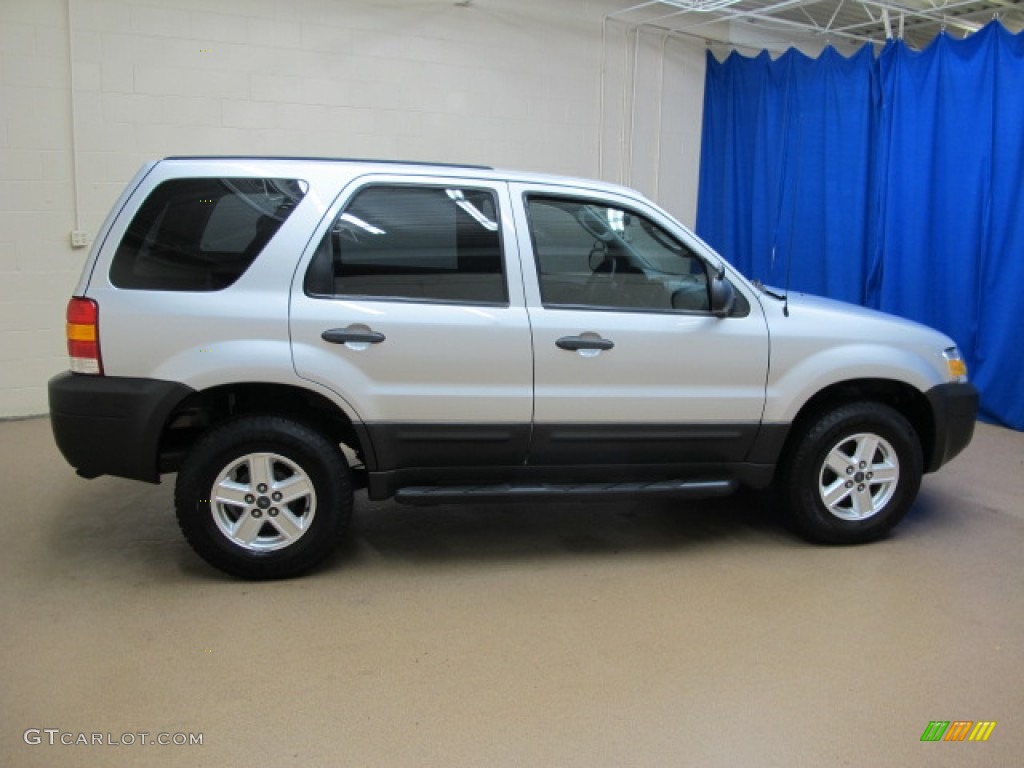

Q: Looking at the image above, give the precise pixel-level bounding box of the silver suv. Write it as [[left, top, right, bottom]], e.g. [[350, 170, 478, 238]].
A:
[[48, 157, 977, 578]]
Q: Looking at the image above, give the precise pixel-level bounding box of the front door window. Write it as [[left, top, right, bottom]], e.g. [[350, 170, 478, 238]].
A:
[[526, 196, 710, 313]]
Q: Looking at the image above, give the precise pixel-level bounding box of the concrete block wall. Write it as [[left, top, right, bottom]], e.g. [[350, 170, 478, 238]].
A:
[[0, 0, 707, 417]]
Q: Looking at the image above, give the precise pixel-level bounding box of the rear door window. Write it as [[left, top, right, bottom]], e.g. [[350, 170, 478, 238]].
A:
[[110, 177, 307, 291], [303, 185, 507, 305]]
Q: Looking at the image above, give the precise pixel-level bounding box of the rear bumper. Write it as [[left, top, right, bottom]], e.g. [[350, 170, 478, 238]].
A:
[[48, 372, 194, 483], [924, 382, 978, 473]]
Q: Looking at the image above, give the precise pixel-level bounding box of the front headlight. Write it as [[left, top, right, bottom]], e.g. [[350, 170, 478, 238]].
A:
[[943, 347, 968, 382]]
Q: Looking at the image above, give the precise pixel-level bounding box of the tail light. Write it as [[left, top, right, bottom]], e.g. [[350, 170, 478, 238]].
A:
[[66, 297, 103, 375]]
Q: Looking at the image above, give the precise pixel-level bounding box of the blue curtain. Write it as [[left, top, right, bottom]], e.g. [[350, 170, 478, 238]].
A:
[[699, 45, 879, 305], [697, 22, 1024, 430]]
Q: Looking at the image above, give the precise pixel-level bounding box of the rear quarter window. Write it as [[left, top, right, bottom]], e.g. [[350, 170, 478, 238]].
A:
[[110, 177, 307, 291]]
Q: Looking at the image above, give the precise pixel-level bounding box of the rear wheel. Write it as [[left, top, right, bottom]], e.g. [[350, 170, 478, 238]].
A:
[[779, 402, 922, 544], [175, 416, 352, 579]]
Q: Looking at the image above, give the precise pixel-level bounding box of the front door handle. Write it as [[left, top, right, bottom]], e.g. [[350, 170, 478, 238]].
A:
[[556, 335, 614, 352], [321, 328, 386, 345]]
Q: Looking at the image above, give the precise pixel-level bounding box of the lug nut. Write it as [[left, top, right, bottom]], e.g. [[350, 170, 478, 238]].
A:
[[846, 481, 854, 488], [257, 483, 268, 493], [859, 461, 867, 469], [269, 507, 278, 517], [245, 494, 255, 504], [857, 484, 865, 492], [252, 509, 262, 518], [867, 472, 874, 480], [272, 492, 282, 502]]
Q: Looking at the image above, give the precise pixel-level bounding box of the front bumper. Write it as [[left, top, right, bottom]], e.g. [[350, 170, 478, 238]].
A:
[[48, 372, 194, 483], [924, 381, 978, 473]]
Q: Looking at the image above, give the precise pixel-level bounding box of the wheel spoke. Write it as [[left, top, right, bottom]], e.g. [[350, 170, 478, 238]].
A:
[[822, 479, 853, 510], [248, 453, 274, 490], [870, 464, 899, 485], [233, 512, 266, 545], [274, 474, 313, 505], [213, 480, 250, 507], [269, 509, 305, 542], [825, 446, 857, 477], [850, 486, 877, 518], [853, 435, 880, 467]]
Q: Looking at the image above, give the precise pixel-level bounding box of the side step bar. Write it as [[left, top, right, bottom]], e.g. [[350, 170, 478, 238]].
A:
[[395, 479, 737, 506]]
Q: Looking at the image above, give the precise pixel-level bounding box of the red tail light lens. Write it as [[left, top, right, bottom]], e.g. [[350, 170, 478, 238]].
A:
[[66, 297, 102, 375]]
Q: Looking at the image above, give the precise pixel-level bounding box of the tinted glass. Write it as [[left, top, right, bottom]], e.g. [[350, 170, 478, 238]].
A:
[[527, 196, 709, 312], [304, 186, 506, 304], [110, 177, 306, 291]]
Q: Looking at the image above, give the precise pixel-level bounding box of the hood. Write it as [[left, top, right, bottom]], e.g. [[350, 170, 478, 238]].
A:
[[760, 289, 956, 347]]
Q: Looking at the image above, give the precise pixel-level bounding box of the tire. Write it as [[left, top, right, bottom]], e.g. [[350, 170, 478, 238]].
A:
[[175, 416, 352, 579], [779, 402, 923, 545]]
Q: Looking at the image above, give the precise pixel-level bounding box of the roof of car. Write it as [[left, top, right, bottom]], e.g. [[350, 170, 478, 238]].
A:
[[163, 155, 494, 170], [158, 155, 643, 200]]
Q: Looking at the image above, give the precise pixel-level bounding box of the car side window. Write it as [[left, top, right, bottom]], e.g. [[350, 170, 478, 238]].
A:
[[304, 185, 507, 305], [526, 196, 710, 312]]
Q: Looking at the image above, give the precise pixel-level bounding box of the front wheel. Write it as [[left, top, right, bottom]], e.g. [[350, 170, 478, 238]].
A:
[[175, 416, 352, 579], [779, 402, 923, 544]]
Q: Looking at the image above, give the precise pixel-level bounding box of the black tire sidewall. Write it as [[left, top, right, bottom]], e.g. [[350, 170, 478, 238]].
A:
[[175, 416, 351, 579], [784, 403, 923, 544]]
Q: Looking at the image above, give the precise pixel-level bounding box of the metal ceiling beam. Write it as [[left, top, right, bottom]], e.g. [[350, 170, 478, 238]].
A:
[[654, 0, 829, 35], [608, 0, 1022, 54], [666, 3, 883, 43], [827, 0, 1001, 35]]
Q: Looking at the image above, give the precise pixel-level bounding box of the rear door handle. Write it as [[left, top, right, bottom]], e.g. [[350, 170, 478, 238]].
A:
[[321, 328, 386, 344], [556, 335, 614, 351]]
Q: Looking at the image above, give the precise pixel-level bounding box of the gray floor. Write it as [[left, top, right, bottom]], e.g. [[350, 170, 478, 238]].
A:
[[1, 416, 1021, 767]]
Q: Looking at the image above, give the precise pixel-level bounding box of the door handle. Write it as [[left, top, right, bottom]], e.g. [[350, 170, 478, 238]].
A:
[[556, 335, 614, 351], [321, 328, 386, 344]]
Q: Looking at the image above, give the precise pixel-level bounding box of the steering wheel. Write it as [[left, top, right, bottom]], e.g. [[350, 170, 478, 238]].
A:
[[588, 244, 616, 275]]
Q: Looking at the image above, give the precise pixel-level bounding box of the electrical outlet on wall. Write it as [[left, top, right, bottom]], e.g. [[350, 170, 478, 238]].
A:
[[70, 230, 89, 248]]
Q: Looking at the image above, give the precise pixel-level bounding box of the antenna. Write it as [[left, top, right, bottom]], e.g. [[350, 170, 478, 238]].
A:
[[782, 216, 794, 317], [774, 70, 798, 318], [782, 115, 802, 318]]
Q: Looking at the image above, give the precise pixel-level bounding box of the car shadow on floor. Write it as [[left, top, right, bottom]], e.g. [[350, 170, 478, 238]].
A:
[[325, 487, 801, 571], [43, 472, 806, 581], [43, 473, 240, 582]]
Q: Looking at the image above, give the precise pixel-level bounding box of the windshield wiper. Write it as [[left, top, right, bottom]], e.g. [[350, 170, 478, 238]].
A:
[[752, 280, 785, 301]]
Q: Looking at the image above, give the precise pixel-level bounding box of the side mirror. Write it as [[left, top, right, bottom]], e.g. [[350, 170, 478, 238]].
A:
[[710, 274, 735, 318]]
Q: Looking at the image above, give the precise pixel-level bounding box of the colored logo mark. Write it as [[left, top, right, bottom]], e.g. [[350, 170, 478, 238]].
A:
[[920, 720, 996, 742]]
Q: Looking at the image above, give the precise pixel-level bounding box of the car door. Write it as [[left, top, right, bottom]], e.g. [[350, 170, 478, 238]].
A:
[[290, 176, 533, 470], [510, 183, 770, 467]]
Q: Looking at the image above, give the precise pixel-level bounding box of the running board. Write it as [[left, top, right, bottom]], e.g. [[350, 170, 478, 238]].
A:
[[394, 479, 737, 506]]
